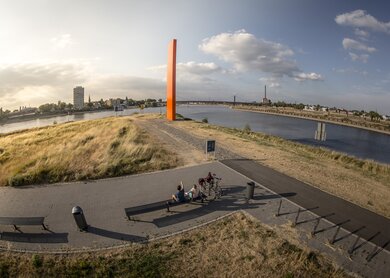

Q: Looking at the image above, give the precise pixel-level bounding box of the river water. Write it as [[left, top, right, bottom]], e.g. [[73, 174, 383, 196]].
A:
[[1, 105, 389, 164]]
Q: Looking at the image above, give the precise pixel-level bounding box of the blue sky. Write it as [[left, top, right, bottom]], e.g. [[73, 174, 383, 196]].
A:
[[0, 0, 389, 114]]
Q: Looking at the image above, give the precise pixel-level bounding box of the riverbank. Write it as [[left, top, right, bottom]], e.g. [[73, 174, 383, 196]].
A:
[[171, 117, 390, 218], [0, 109, 116, 126], [234, 105, 390, 136], [0, 116, 179, 186]]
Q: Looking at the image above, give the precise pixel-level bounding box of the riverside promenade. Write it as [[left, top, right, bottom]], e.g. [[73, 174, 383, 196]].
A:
[[0, 160, 389, 277]]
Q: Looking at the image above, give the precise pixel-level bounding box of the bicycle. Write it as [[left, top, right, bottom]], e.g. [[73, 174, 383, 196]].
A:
[[198, 173, 223, 202]]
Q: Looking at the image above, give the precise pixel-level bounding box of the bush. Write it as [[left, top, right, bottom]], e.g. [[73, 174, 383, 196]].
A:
[[243, 123, 251, 133], [32, 254, 43, 268], [202, 117, 208, 123]]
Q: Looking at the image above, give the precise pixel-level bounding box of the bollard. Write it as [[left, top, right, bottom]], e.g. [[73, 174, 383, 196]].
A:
[[275, 199, 282, 217], [291, 208, 300, 227], [311, 218, 321, 236], [246, 181, 255, 200], [330, 226, 341, 244], [72, 206, 88, 231]]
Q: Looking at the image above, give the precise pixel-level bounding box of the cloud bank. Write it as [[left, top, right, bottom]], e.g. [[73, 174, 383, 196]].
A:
[[199, 30, 322, 81]]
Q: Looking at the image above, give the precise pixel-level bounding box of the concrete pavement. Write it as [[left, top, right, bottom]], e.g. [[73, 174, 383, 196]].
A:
[[0, 161, 389, 277], [221, 159, 390, 252]]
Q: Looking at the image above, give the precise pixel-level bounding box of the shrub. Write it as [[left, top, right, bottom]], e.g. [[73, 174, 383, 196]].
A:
[[243, 123, 251, 133], [32, 254, 43, 268], [202, 117, 208, 123]]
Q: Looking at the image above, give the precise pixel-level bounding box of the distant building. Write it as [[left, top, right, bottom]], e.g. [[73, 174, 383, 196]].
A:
[[262, 85, 271, 105], [73, 86, 85, 110]]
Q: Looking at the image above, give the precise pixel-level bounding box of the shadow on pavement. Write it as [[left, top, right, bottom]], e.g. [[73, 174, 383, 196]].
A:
[[87, 226, 146, 242], [0, 232, 68, 243], [253, 192, 296, 201], [152, 193, 265, 228]]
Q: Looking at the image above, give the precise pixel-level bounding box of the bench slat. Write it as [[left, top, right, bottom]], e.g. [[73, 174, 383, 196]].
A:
[[0, 217, 44, 226]]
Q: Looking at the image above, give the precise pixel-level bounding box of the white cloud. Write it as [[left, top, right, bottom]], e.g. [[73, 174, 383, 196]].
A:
[[349, 52, 370, 63], [149, 61, 222, 83], [0, 62, 88, 109], [259, 77, 281, 88], [293, 72, 323, 82], [335, 10, 390, 34], [354, 28, 370, 38], [342, 38, 376, 53], [199, 30, 322, 81], [177, 61, 221, 75], [269, 82, 281, 88], [333, 68, 368, 75], [50, 34, 73, 49], [0, 61, 227, 110]]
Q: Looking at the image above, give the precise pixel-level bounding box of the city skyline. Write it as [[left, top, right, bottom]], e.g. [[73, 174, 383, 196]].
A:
[[1, 0, 390, 114]]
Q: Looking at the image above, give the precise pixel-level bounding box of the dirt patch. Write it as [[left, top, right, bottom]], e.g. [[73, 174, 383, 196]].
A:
[[133, 114, 206, 166]]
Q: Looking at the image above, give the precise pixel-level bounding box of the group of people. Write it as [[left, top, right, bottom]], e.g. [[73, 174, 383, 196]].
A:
[[171, 172, 215, 203]]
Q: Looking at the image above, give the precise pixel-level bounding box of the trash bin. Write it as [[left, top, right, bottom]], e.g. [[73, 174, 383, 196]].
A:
[[246, 181, 255, 200], [72, 206, 88, 231]]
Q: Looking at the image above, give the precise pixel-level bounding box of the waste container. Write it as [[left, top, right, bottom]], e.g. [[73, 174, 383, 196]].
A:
[[72, 206, 88, 231], [246, 181, 255, 200]]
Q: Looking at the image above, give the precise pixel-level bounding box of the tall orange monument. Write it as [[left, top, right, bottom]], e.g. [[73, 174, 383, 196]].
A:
[[166, 39, 177, 121]]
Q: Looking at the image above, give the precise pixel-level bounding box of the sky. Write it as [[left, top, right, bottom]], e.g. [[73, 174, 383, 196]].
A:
[[0, 0, 390, 114]]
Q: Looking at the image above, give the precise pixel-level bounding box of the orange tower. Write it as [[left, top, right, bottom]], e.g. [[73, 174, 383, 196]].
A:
[[166, 39, 177, 121]]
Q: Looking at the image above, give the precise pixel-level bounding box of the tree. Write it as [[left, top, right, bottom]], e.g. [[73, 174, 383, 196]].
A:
[[368, 111, 381, 122]]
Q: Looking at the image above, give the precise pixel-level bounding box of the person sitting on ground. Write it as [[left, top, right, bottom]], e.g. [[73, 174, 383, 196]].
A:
[[186, 184, 200, 200], [171, 183, 186, 203]]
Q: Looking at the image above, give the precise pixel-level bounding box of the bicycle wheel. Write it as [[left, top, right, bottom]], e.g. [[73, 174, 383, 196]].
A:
[[205, 187, 216, 201], [215, 186, 223, 199]]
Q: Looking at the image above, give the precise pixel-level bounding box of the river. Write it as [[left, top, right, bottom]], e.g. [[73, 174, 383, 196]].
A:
[[1, 105, 389, 164]]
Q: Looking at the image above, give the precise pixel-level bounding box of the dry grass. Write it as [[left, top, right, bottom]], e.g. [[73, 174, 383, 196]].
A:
[[0, 116, 179, 187], [0, 212, 349, 278], [172, 119, 390, 218]]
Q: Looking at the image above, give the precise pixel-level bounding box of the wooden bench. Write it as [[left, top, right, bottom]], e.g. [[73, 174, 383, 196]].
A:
[[125, 200, 190, 220], [0, 217, 47, 231]]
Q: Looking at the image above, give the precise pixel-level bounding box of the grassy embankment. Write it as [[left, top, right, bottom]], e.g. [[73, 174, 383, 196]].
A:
[[235, 105, 390, 134], [173, 119, 390, 218], [0, 116, 179, 187], [0, 212, 349, 278]]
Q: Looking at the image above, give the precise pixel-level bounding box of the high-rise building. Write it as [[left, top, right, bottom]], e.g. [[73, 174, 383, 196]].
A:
[[73, 86, 85, 110]]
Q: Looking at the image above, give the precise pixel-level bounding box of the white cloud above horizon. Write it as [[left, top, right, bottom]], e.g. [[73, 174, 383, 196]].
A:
[[50, 34, 74, 49], [342, 38, 376, 53], [148, 61, 222, 83], [349, 52, 370, 63], [199, 30, 322, 81], [335, 10, 390, 34]]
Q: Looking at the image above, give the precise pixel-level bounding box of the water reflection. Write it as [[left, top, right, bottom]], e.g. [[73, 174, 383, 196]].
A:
[[1, 105, 389, 164]]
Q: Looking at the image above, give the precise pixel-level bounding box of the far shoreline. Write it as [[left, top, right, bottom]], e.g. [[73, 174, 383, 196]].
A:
[[233, 106, 390, 136]]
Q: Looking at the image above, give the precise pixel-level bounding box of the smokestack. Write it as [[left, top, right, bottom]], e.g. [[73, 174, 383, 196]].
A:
[[264, 85, 267, 99]]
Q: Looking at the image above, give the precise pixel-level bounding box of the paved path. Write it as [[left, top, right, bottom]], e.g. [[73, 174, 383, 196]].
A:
[[1, 119, 389, 276], [0, 161, 389, 277], [222, 159, 390, 252], [0, 162, 249, 251]]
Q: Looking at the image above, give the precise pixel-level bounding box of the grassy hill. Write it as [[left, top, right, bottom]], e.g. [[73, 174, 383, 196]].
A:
[[0, 117, 179, 187]]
